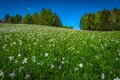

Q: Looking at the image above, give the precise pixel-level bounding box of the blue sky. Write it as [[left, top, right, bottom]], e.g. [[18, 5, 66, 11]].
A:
[[0, 0, 120, 30]]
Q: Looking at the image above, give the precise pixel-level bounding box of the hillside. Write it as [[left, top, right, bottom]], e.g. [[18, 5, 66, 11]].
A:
[[0, 24, 120, 80]]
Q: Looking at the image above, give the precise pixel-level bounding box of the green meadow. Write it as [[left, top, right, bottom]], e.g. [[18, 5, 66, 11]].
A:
[[0, 24, 120, 80]]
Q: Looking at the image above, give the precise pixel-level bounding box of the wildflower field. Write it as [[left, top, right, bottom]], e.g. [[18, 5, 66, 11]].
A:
[[0, 24, 120, 80]]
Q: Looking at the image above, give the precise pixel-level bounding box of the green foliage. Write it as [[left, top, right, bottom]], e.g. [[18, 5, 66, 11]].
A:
[[62, 25, 73, 29], [94, 12, 101, 30], [23, 14, 32, 24], [80, 13, 88, 30], [4, 14, 10, 23], [39, 8, 47, 25], [10, 16, 16, 23], [15, 14, 22, 23], [32, 12, 39, 24], [10, 14, 22, 23], [0, 24, 120, 80], [2, 8, 64, 28], [116, 10, 120, 30], [52, 13, 62, 27], [39, 8, 62, 27], [80, 8, 120, 31], [46, 9, 53, 26], [87, 13, 95, 30], [100, 9, 110, 31]]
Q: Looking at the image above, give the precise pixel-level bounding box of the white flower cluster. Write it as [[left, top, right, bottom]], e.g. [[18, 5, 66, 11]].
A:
[[101, 73, 105, 80], [45, 53, 49, 57], [114, 77, 120, 80], [9, 71, 15, 78], [0, 69, 4, 77], [22, 57, 28, 64], [25, 74, 30, 79]]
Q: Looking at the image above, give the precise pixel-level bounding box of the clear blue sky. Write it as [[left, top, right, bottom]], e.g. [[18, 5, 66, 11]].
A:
[[0, 0, 120, 30]]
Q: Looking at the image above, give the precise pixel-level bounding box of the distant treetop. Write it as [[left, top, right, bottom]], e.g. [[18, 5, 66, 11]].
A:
[[80, 8, 120, 31]]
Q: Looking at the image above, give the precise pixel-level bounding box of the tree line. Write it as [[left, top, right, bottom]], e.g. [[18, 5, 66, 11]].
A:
[[80, 8, 120, 31], [0, 8, 73, 29]]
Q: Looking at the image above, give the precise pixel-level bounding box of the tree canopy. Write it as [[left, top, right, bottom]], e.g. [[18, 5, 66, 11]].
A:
[[23, 14, 32, 24], [80, 8, 120, 31], [1, 8, 74, 29], [4, 14, 10, 23]]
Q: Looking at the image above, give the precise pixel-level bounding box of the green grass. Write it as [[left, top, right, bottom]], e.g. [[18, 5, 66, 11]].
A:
[[0, 23, 120, 80]]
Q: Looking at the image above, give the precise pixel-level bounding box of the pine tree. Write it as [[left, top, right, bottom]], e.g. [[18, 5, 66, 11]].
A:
[[32, 12, 39, 24], [100, 9, 110, 31], [39, 8, 47, 25], [116, 10, 120, 30], [52, 13, 62, 27], [15, 14, 22, 23], [23, 14, 32, 24], [4, 14, 10, 23], [80, 8, 120, 31], [108, 8, 119, 30], [10, 16, 16, 23], [46, 9, 53, 26]]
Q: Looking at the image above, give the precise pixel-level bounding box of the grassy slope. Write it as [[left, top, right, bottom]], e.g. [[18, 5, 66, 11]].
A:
[[0, 24, 120, 80]]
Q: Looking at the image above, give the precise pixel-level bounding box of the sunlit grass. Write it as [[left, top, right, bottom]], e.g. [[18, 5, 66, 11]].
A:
[[0, 23, 120, 80]]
